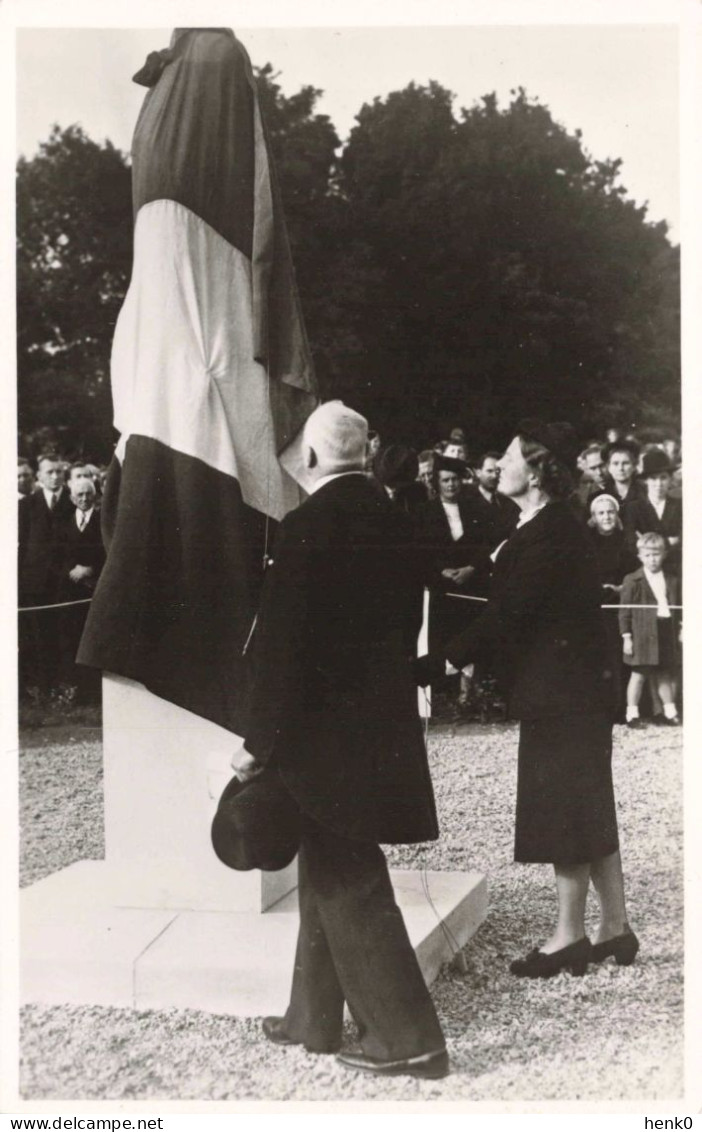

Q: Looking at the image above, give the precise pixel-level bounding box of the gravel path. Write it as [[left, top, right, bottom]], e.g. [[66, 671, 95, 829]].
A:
[[19, 719, 683, 1103]]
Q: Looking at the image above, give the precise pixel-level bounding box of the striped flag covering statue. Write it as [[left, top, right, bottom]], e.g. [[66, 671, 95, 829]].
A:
[[78, 28, 318, 734]]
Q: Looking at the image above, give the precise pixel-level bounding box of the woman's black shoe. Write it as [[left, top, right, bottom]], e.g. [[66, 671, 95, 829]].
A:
[[590, 928, 639, 966], [510, 936, 591, 978]]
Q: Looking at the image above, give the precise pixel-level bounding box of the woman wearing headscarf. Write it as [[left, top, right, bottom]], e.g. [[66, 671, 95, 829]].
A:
[[416, 421, 638, 976], [587, 494, 638, 721]]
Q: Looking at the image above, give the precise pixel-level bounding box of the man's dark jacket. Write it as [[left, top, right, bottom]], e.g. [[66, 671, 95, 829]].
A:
[[57, 510, 106, 600], [18, 489, 74, 601], [244, 473, 438, 845], [461, 484, 519, 548], [444, 501, 614, 721]]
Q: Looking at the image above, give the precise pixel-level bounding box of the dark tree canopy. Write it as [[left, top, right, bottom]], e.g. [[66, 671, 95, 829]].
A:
[[334, 85, 680, 448], [17, 124, 133, 459], [16, 75, 680, 462]]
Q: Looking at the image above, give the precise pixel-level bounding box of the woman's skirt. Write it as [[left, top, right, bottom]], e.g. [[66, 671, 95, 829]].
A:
[[514, 711, 619, 865]]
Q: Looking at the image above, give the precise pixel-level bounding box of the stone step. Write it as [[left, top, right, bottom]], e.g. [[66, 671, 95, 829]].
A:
[[21, 862, 487, 1016]]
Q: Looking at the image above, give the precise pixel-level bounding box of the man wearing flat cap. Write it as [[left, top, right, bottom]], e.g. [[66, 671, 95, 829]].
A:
[[237, 400, 448, 1080]]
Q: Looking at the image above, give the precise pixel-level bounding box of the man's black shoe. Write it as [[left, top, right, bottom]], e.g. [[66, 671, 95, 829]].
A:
[[261, 1016, 340, 1054], [336, 1046, 450, 1079]]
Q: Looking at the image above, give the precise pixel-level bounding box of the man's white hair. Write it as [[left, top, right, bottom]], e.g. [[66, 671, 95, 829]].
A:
[[303, 400, 368, 471]]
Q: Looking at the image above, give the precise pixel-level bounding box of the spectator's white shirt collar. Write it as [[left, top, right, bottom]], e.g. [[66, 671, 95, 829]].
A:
[[76, 507, 94, 528], [42, 486, 62, 507], [308, 470, 366, 495]]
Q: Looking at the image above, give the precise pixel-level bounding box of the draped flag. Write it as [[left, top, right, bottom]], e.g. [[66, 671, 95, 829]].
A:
[[78, 28, 318, 734]]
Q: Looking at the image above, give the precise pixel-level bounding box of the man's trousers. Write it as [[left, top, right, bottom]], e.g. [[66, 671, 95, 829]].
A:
[[282, 815, 446, 1059]]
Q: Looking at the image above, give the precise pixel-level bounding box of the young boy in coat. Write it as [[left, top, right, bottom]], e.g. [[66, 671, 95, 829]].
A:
[[619, 532, 681, 728]]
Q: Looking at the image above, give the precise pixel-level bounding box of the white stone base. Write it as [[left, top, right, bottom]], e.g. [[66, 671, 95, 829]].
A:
[[21, 862, 487, 1017]]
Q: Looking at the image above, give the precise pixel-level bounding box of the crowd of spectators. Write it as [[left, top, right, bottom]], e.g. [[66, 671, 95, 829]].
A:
[[367, 424, 683, 723], [17, 424, 682, 721], [18, 454, 107, 703]]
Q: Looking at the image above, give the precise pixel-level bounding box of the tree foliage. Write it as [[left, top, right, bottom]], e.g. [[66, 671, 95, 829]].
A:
[[336, 85, 679, 446], [17, 124, 133, 458], [16, 75, 680, 461]]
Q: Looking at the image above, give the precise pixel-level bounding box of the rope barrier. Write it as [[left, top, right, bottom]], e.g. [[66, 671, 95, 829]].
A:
[[19, 594, 682, 614], [445, 591, 682, 611], [18, 597, 93, 612]]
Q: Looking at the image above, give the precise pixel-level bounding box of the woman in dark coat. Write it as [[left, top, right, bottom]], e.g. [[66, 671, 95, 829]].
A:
[[414, 455, 492, 640], [417, 421, 638, 977], [621, 448, 682, 576], [414, 455, 494, 711]]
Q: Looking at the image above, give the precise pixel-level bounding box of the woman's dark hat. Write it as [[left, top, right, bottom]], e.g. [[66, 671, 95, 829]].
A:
[[211, 769, 300, 871], [434, 453, 467, 476], [516, 419, 579, 469], [640, 448, 672, 478]]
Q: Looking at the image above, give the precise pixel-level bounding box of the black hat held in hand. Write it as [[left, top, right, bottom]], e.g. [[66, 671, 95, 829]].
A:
[[211, 769, 300, 871]]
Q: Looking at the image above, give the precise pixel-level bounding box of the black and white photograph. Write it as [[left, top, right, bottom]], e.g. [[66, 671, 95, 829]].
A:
[[3, 0, 699, 1118]]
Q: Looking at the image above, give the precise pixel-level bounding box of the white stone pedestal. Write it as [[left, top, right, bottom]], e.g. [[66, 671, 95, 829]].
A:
[[20, 674, 488, 1016], [102, 674, 296, 912]]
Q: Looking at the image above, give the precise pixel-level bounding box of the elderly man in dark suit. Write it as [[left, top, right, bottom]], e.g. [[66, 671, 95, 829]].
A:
[[18, 452, 74, 692], [58, 471, 106, 699], [236, 400, 448, 1080]]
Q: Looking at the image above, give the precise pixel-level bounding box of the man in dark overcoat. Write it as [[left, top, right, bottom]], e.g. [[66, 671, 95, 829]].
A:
[[462, 450, 519, 550], [237, 400, 448, 1080], [18, 453, 74, 692]]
